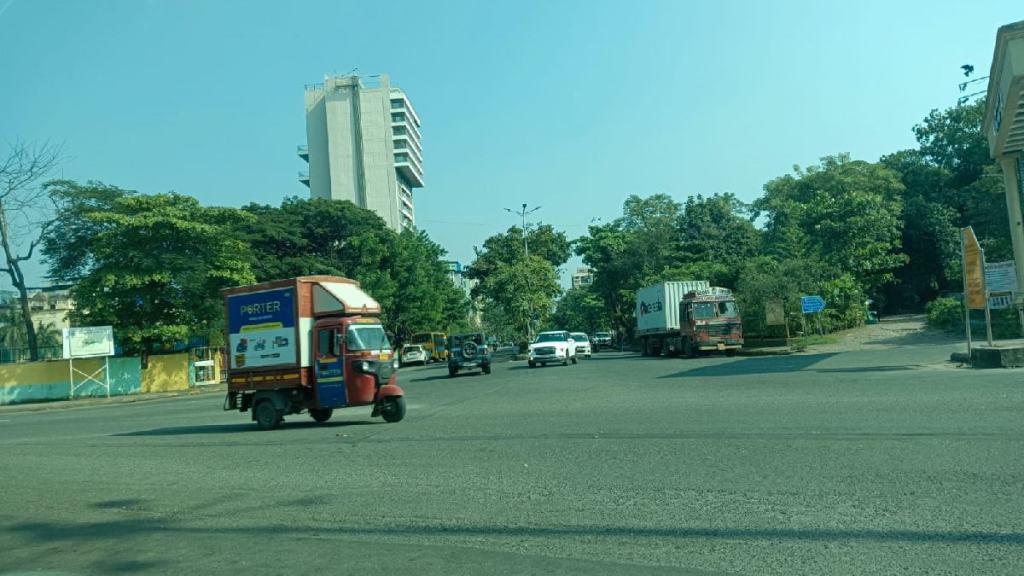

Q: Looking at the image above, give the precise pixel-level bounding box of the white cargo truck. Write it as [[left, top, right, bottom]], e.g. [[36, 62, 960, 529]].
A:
[[635, 280, 709, 356]]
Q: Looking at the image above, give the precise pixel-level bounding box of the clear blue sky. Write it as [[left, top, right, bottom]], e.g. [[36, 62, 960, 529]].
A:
[[1, 0, 1020, 289]]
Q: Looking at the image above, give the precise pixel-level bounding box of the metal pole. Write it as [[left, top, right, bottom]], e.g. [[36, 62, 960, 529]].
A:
[[984, 294, 994, 346], [981, 247, 993, 346], [961, 229, 972, 358]]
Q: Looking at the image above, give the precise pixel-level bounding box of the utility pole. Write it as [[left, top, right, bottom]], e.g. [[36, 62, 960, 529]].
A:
[[505, 203, 541, 343]]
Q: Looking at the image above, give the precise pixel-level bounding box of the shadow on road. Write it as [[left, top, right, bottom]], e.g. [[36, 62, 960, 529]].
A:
[[659, 353, 840, 378], [113, 420, 378, 436], [9, 515, 1024, 547]]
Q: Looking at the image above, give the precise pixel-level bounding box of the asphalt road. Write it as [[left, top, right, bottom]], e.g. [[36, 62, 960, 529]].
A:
[[1, 343, 1022, 576]]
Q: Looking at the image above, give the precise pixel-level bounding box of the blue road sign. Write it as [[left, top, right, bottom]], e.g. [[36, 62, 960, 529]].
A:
[[801, 295, 826, 314]]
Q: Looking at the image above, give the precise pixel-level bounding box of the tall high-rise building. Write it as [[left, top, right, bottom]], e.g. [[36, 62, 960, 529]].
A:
[[299, 74, 423, 231]]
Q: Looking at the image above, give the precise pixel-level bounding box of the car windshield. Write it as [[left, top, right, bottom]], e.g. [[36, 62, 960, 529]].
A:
[[402, 345, 422, 353], [596, 332, 611, 338], [347, 325, 390, 351], [535, 333, 568, 343], [571, 333, 588, 341]]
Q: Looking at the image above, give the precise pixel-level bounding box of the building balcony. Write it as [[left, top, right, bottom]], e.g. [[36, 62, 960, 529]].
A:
[[395, 160, 424, 188], [392, 134, 423, 163], [391, 118, 421, 141], [299, 171, 310, 187], [297, 145, 309, 162]]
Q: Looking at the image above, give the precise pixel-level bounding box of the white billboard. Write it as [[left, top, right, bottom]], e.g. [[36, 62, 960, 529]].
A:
[[62, 326, 115, 359]]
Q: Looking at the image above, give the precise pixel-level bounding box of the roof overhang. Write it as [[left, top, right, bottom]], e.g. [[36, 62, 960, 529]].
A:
[[984, 20, 1024, 158]]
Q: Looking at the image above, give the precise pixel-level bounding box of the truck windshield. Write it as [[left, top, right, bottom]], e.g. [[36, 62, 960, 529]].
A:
[[347, 325, 390, 351], [692, 302, 716, 320], [718, 301, 739, 318]]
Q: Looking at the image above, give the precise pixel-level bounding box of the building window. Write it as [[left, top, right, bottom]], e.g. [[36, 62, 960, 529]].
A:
[[391, 113, 405, 123], [392, 126, 406, 136], [395, 154, 409, 163], [390, 99, 404, 110]]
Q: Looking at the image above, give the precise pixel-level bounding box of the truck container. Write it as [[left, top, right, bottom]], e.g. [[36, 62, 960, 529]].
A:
[[222, 276, 405, 430]]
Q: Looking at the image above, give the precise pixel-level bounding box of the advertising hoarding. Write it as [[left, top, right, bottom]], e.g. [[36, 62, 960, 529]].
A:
[[227, 287, 297, 370]]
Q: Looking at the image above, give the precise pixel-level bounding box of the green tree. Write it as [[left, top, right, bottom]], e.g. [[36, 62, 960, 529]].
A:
[[389, 229, 470, 341], [550, 285, 611, 334], [912, 99, 1011, 261], [44, 184, 255, 356], [755, 154, 907, 296], [468, 224, 569, 341]]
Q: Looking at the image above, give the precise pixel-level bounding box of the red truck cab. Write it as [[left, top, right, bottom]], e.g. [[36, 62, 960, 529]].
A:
[[679, 288, 744, 357]]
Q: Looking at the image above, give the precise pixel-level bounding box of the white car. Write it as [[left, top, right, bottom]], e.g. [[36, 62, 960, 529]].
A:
[[528, 331, 577, 368], [399, 344, 427, 366], [570, 332, 592, 358]]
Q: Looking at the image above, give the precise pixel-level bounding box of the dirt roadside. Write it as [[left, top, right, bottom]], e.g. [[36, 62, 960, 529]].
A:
[[807, 314, 960, 353]]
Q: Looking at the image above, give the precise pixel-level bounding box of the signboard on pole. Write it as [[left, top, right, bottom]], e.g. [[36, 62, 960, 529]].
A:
[[800, 295, 826, 314], [62, 326, 115, 359], [985, 260, 1018, 293], [765, 299, 785, 326], [962, 227, 987, 310], [989, 293, 1014, 310]]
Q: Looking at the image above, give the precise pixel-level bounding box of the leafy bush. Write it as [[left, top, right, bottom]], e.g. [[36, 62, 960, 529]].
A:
[[925, 297, 962, 331]]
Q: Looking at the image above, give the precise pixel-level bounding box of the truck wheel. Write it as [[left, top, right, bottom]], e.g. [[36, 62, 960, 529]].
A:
[[380, 396, 406, 423], [725, 348, 738, 357], [641, 338, 649, 356], [309, 408, 333, 423], [683, 338, 697, 359], [483, 364, 491, 374], [254, 400, 281, 431]]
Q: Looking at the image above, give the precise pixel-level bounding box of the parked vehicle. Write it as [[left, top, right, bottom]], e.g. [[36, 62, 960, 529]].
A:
[[528, 331, 577, 367], [400, 344, 427, 366], [592, 331, 614, 351], [635, 281, 743, 357], [222, 276, 405, 430], [570, 332, 592, 358], [410, 331, 448, 362], [448, 332, 491, 377]]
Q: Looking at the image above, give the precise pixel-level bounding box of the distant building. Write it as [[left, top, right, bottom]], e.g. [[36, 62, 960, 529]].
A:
[[571, 266, 594, 289], [299, 74, 424, 232], [444, 261, 481, 327], [0, 286, 74, 331]]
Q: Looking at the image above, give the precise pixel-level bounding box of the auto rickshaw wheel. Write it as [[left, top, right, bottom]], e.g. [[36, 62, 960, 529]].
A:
[[380, 396, 406, 423], [310, 408, 333, 423], [254, 400, 281, 431]]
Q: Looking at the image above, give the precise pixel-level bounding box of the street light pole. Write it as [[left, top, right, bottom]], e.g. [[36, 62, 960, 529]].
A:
[[504, 203, 541, 343]]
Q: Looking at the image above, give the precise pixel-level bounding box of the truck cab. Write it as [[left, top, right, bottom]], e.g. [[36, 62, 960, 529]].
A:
[[679, 288, 744, 357]]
